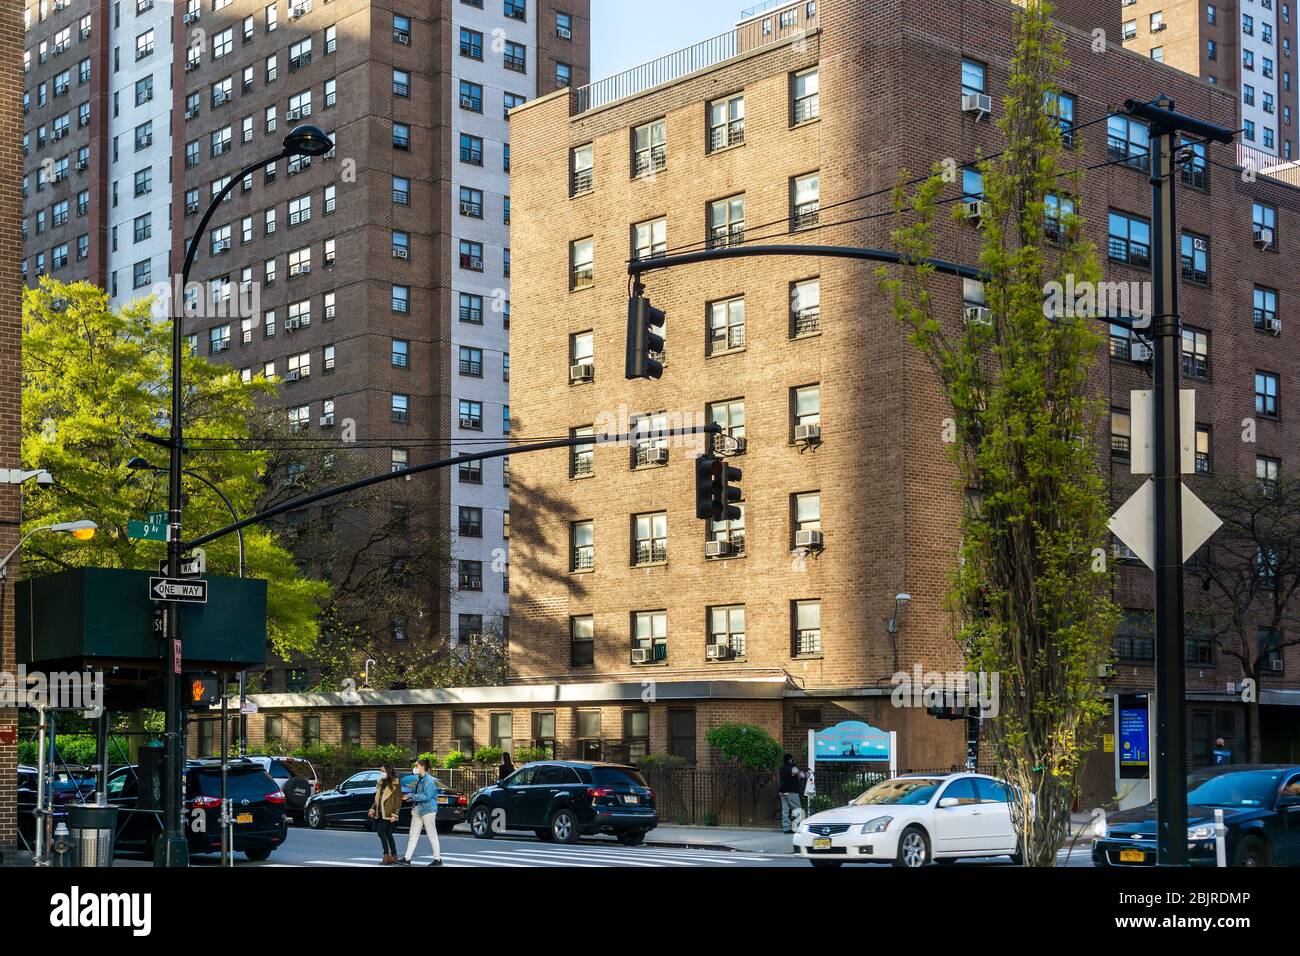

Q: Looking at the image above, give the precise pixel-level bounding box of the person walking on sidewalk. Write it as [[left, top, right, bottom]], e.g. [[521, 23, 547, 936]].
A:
[[499, 751, 515, 782], [779, 753, 806, 834], [398, 758, 443, 867], [368, 763, 403, 864]]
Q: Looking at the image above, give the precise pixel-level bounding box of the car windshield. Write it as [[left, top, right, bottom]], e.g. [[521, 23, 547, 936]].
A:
[[191, 770, 274, 800], [850, 778, 944, 806], [1186, 769, 1284, 808], [591, 767, 648, 788], [280, 758, 314, 779]]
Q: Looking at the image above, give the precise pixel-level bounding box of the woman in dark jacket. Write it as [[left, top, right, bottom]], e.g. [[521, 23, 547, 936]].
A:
[[369, 763, 404, 864], [499, 752, 516, 781]]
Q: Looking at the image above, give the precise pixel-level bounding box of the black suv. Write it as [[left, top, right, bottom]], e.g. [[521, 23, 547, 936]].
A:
[[467, 761, 658, 845], [105, 759, 288, 861]]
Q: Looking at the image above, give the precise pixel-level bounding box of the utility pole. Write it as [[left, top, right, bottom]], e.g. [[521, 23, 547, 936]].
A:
[[1123, 97, 1233, 866]]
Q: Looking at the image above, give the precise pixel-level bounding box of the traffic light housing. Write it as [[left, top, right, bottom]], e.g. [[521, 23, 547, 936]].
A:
[[186, 674, 221, 709], [694, 454, 742, 522], [625, 294, 665, 380]]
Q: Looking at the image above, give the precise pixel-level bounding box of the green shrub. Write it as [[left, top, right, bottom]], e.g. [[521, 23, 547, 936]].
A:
[[637, 752, 688, 771], [291, 743, 340, 764], [416, 752, 442, 768], [702, 810, 720, 827], [472, 746, 503, 766], [706, 724, 782, 770], [18, 740, 37, 765], [513, 746, 548, 764], [443, 750, 468, 769]]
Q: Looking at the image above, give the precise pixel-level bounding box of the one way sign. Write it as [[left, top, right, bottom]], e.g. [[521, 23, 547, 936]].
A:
[[149, 577, 208, 604]]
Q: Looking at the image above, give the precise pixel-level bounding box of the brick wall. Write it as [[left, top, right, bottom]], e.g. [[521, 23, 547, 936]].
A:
[[1, 0, 24, 855]]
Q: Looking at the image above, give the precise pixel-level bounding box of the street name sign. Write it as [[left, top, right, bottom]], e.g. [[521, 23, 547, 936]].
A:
[[149, 577, 208, 604]]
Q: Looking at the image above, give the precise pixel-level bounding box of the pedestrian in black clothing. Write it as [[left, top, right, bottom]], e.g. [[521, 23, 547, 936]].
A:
[[778, 753, 805, 834], [499, 751, 516, 781]]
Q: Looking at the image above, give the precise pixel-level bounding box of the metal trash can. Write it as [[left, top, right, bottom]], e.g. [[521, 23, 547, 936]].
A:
[[67, 805, 118, 867]]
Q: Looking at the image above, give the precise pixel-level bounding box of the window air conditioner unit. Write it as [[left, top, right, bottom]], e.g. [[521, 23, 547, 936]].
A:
[[795, 529, 824, 550], [1264, 315, 1282, 335], [631, 648, 651, 664], [569, 363, 593, 383], [557, 26, 572, 39], [186, 106, 199, 118], [185, 60, 199, 72], [963, 199, 987, 221], [964, 305, 992, 325], [644, 447, 668, 465], [75, 158, 87, 171], [215, 239, 231, 252], [460, 96, 477, 110], [1130, 342, 1153, 362], [394, 32, 410, 45], [1269, 658, 1285, 672], [183, 12, 198, 23], [1151, 21, 1166, 31], [794, 423, 821, 445], [319, 414, 334, 427], [705, 539, 732, 558], [392, 247, 408, 259], [962, 92, 992, 118], [1254, 226, 1275, 249], [706, 644, 732, 660], [285, 108, 302, 121], [212, 341, 228, 352], [1098, 662, 1116, 679], [285, 316, 301, 331], [284, 369, 300, 382], [290, 5, 307, 19]]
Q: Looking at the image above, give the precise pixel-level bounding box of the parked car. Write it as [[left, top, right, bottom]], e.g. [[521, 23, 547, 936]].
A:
[[792, 772, 1022, 867], [1092, 764, 1300, 867], [467, 761, 658, 845], [303, 769, 466, 833], [16, 765, 100, 847], [240, 756, 318, 823], [104, 758, 288, 861]]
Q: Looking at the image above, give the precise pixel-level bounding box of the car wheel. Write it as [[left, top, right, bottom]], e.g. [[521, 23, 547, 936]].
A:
[[1232, 835, 1270, 867], [470, 805, 494, 839], [616, 830, 646, 847], [893, 826, 931, 868], [305, 804, 326, 830], [550, 809, 579, 845], [435, 821, 456, 835], [810, 860, 843, 868], [243, 847, 273, 862]]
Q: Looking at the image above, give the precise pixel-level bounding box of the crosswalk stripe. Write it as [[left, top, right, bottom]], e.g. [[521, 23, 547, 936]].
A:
[[468, 850, 604, 867], [436, 852, 532, 867], [504, 847, 694, 867]]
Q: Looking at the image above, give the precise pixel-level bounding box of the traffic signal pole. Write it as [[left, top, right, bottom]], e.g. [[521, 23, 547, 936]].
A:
[[1123, 97, 1233, 866]]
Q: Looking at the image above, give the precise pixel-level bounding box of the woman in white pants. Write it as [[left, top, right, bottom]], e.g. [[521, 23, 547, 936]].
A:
[[398, 758, 443, 866]]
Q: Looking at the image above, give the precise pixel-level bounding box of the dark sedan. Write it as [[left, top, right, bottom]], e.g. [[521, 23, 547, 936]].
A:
[[1093, 764, 1300, 867], [467, 761, 658, 845], [303, 769, 466, 833]]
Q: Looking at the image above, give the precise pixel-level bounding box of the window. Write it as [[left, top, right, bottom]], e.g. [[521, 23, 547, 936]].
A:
[[793, 600, 821, 656], [1254, 287, 1279, 333], [1195, 425, 1211, 474], [556, 11, 572, 37], [633, 119, 666, 176], [792, 172, 820, 229], [633, 610, 668, 663], [392, 231, 409, 259], [570, 238, 594, 290], [571, 426, 595, 477], [459, 240, 484, 271], [459, 80, 482, 113], [572, 520, 594, 570], [459, 399, 483, 430], [457, 560, 483, 592], [458, 345, 481, 376], [459, 507, 483, 538], [708, 195, 745, 248], [459, 292, 483, 324], [1257, 455, 1281, 487], [708, 297, 745, 353], [1108, 210, 1151, 267], [460, 133, 483, 165], [1179, 137, 1207, 189], [709, 606, 746, 657], [459, 186, 483, 218], [633, 513, 668, 565], [393, 123, 410, 150], [1182, 327, 1209, 378], [632, 412, 668, 467], [793, 385, 821, 437], [392, 338, 410, 368], [960, 58, 985, 98], [794, 492, 821, 541], [571, 616, 594, 667], [708, 399, 745, 457], [708, 94, 745, 151], [570, 331, 594, 379], [392, 69, 410, 97], [1111, 409, 1131, 461], [503, 41, 526, 72], [392, 175, 410, 205], [632, 218, 666, 261], [1180, 232, 1209, 284], [1256, 371, 1279, 418], [566, 143, 592, 195], [791, 278, 821, 336], [792, 67, 819, 123], [459, 27, 482, 59], [1259, 628, 1284, 673], [1107, 115, 1150, 170], [555, 62, 571, 88]]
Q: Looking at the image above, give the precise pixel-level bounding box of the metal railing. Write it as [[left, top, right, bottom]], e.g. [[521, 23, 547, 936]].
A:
[[573, 30, 741, 113], [793, 305, 821, 336]]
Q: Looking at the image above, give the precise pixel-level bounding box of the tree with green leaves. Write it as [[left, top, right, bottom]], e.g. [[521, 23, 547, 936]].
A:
[[21, 279, 329, 658], [1193, 471, 1300, 762], [880, 0, 1119, 865]]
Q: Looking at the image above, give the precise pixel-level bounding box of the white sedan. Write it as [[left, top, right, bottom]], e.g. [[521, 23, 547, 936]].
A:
[[792, 772, 1023, 867]]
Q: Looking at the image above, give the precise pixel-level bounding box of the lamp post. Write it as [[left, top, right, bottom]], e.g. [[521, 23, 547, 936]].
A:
[[157, 125, 333, 868], [0, 518, 97, 866]]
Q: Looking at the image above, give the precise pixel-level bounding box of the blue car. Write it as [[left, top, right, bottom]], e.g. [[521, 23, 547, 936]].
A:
[[1092, 764, 1300, 867]]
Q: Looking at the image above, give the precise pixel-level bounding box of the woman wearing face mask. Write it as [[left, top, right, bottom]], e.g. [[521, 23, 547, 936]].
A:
[[368, 762, 403, 864], [398, 757, 443, 866]]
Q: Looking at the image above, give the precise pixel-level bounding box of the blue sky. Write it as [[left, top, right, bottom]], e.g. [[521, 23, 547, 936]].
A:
[[590, 0, 744, 81]]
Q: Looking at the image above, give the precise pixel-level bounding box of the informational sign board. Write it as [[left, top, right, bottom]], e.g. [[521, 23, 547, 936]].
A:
[[1119, 705, 1150, 769], [813, 720, 893, 763]]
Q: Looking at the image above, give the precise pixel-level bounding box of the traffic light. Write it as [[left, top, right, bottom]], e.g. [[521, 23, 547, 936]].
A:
[[694, 455, 742, 522], [625, 293, 665, 380], [186, 674, 221, 709]]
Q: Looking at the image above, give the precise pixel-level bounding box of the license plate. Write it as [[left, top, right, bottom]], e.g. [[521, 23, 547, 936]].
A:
[[437, 796, 449, 805], [236, 813, 253, 824], [813, 837, 832, 850], [623, 794, 640, 805], [1119, 848, 1145, 862]]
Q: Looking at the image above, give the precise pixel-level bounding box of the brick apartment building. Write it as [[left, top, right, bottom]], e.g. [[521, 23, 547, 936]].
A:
[[3, 0, 28, 858], [1120, 0, 1300, 173], [21, 0, 591, 692], [223, 0, 1300, 809]]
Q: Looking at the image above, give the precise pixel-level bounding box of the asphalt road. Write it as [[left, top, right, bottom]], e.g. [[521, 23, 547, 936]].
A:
[[177, 824, 1096, 867]]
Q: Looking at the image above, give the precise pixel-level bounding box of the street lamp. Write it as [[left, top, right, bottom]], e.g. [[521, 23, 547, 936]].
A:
[[886, 593, 911, 674], [158, 124, 335, 868], [0, 519, 98, 579]]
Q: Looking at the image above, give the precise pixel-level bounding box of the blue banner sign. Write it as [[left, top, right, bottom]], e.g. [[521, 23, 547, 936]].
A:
[[814, 721, 891, 763], [1119, 707, 1150, 768]]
